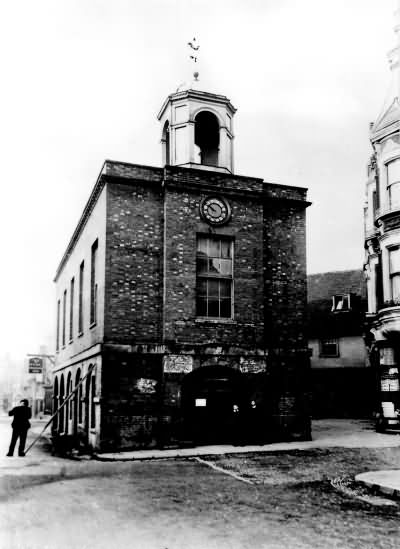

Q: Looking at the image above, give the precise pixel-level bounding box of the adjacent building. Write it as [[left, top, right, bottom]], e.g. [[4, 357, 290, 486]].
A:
[[307, 270, 372, 418], [53, 81, 311, 451], [364, 3, 400, 432]]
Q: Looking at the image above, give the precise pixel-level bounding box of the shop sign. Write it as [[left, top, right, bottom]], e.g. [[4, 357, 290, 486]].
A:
[[163, 355, 193, 374]]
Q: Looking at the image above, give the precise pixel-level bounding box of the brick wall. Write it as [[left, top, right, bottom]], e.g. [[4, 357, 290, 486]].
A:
[[104, 181, 163, 343], [263, 204, 308, 351], [100, 349, 163, 449], [163, 185, 265, 348]]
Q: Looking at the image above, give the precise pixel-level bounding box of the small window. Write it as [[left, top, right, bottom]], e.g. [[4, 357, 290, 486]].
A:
[[320, 338, 339, 357], [331, 294, 350, 312]]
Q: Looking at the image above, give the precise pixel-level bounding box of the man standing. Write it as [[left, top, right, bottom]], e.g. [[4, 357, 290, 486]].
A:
[[7, 399, 32, 457]]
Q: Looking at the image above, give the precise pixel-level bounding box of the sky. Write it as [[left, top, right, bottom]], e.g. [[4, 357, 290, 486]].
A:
[[0, 0, 396, 359]]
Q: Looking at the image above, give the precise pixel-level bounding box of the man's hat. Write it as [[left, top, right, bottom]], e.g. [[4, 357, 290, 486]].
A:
[[20, 399, 29, 406]]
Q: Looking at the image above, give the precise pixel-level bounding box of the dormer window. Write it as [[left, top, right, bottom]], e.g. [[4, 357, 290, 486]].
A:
[[331, 294, 351, 312]]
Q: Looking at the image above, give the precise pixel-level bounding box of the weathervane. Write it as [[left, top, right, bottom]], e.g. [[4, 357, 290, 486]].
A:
[[188, 37, 200, 81]]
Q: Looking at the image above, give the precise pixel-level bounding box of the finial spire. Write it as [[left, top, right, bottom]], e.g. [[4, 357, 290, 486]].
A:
[[187, 37, 200, 81]]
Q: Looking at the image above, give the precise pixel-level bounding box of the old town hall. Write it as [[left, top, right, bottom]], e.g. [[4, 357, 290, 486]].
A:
[[53, 75, 311, 451]]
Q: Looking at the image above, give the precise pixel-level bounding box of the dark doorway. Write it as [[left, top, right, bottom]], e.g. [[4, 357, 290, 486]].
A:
[[181, 365, 245, 444]]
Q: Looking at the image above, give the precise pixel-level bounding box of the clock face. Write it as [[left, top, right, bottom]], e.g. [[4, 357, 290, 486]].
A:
[[200, 196, 231, 225]]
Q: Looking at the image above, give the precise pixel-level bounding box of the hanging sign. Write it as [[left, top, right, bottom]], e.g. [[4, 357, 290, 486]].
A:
[[28, 357, 43, 374]]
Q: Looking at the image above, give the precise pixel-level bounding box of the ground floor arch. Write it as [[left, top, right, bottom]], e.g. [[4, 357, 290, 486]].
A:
[[181, 365, 248, 444]]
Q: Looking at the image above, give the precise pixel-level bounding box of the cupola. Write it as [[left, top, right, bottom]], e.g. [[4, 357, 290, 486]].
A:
[[157, 84, 236, 173]]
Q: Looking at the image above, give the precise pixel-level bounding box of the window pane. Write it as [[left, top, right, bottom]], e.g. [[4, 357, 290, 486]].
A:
[[390, 182, 400, 208], [220, 298, 231, 318], [197, 279, 207, 296], [392, 274, 400, 300], [208, 299, 219, 317], [197, 237, 207, 254], [208, 239, 219, 257], [220, 259, 232, 275], [219, 280, 231, 298], [208, 280, 219, 297], [209, 258, 221, 274], [221, 240, 231, 258], [388, 159, 400, 185], [197, 298, 207, 316], [390, 248, 400, 274], [197, 257, 208, 274]]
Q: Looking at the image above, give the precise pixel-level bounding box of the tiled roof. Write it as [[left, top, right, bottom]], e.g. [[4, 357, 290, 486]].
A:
[[307, 269, 366, 302], [306, 269, 367, 338]]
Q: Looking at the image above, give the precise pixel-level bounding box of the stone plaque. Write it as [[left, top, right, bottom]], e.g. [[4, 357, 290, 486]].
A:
[[163, 355, 193, 374], [239, 357, 266, 374]]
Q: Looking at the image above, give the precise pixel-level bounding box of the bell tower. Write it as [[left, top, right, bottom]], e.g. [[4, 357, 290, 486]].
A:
[[157, 81, 236, 174]]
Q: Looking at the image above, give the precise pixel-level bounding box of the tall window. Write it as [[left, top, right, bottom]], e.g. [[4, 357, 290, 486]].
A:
[[62, 290, 67, 347], [196, 236, 233, 318], [78, 261, 84, 334], [56, 299, 60, 352], [69, 277, 74, 342], [90, 239, 98, 325], [387, 159, 400, 209], [389, 247, 400, 301]]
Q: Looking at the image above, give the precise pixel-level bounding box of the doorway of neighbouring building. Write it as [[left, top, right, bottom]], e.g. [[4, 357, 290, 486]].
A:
[[181, 365, 245, 444]]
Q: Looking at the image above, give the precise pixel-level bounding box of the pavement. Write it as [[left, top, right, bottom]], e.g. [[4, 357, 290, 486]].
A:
[[1, 417, 400, 499]]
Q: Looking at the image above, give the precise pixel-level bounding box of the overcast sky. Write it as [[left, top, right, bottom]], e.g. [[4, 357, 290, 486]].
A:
[[0, 0, 396, 359]]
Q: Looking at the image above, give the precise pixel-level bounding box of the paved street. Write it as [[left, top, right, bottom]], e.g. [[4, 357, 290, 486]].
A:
[[1, 417, 400, 549]]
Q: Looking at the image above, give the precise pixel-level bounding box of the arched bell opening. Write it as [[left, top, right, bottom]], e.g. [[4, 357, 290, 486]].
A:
[[194, 111, 220, 167], [181, 365, 246, 444], [161, 120, 170, 165]]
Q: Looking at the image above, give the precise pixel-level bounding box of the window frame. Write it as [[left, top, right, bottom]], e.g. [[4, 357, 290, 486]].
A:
[[389, 246, 400, 301], [331, 294, 351, 312], [78, 260, 84, 335], [387, 158, 400, 209], [56, 299, 60, 352], [90, 239, 98, 327], [196, 234, 234, 320], [69, 277, 74, 343], [319, 338, 340, 358]]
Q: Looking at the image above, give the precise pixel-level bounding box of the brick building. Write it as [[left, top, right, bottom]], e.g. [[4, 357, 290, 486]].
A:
[[307, 270, 372, 418], [53, 84, 311, 451]]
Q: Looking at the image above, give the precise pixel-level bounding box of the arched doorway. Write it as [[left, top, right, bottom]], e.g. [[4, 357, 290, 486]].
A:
[[59, 375, 65, 433], [181, 365, 246, 444], [73, 369, 81, 436], [194, 111, 219, 166], [65, 373, 72, 434], [53, 377, 59, 431]]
